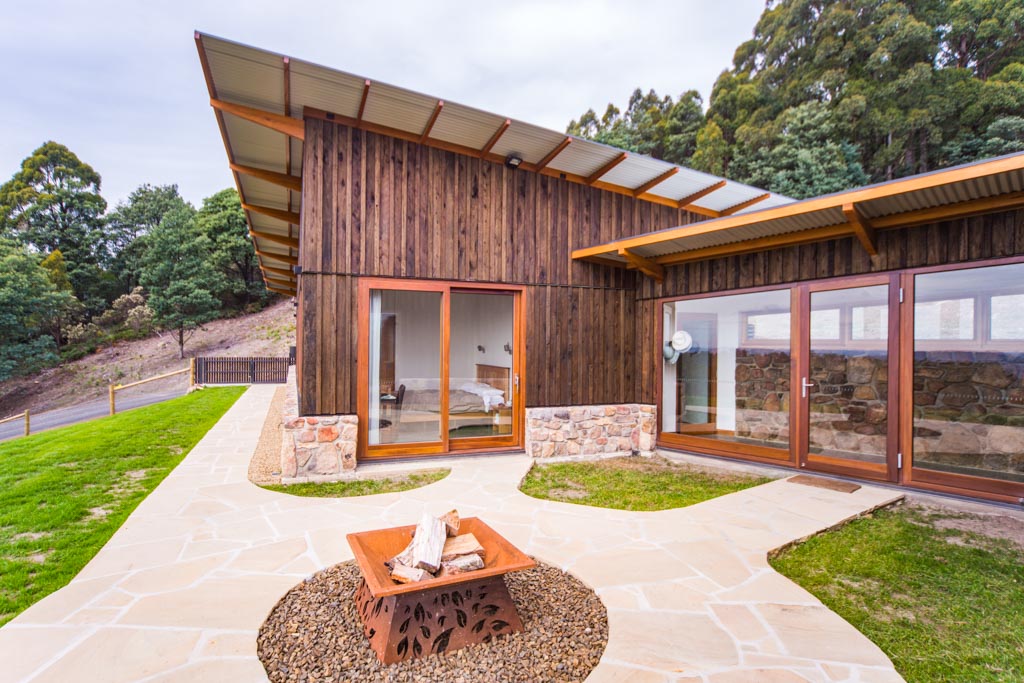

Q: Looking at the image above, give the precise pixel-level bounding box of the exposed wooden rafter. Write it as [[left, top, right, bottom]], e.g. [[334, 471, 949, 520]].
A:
[[230, 163, 302, 192], [719, 193, 771, 216], [250, 230, 300, 249], [586, 153, 628, 185], [534, 137, 572, 173], [677, 180, 727, 209], [653, 224, 853, 267], [210, 98, 305, 140], [265, 274, 297, 287], [357, 80, 371, 123], [480, 119, 510, 157], [243, 202, 300, 225], [843, 202, 878, 256], [618, 248, 664, 281], [267, 285, 296, 296], [303, 106, 720, 217], [420, 100, 444, 143], [255, 249, 299, 266], [262, 263, 297, 279], [633, 167, 678, 198]]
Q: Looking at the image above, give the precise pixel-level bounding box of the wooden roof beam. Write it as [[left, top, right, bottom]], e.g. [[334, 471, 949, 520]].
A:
[[357, 79, 371, 123], [677, 180, 727, 210], [265, 275, 297, 287], [842, 202, 878, 256], [654, 224, 854, 267], [210, 98, 305, 140], [719, 192, 771, 216], [480, 119, 510, 157], [250, 229, 299, 249], [267, 285, 296, 296], [419, 100, 444, 143], [618, 247, 664, 281], [243, 202, 300, 225], [261, 263, 297, 279], [532, 137, 572, 172], [255, 249, 299, 266], [230, 163, 302, 192], [586, 152, 628, 185], [633, 167, 678, 198]]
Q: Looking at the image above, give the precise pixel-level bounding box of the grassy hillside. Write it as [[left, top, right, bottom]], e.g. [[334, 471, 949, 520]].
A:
[[0, 299, 294, 416]]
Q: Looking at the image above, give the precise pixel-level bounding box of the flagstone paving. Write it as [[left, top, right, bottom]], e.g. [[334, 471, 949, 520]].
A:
[[0, 386, 906, 682]]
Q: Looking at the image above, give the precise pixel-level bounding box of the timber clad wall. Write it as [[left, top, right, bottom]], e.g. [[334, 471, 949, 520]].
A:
[[298, 118, 700, 415], [296, 115, 1024, 418]]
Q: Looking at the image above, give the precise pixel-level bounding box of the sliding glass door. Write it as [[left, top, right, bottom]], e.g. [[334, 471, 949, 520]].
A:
[[360, 280, 523, 459]]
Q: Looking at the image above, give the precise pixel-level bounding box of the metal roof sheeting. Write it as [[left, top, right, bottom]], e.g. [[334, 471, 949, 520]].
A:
[[195, 32, 803, 289], [574, 152, 1024, 266]]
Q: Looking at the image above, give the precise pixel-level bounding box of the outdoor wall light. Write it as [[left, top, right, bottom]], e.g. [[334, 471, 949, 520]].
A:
[[505, 154, 523, 169]]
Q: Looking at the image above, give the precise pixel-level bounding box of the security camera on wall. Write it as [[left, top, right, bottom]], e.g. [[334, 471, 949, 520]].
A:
[[662, 330, 696, 365]]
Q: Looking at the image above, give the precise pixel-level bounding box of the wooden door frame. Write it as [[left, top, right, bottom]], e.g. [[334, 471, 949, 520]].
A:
[[356, 277, 525, 460], [796, 273, 900, 482]]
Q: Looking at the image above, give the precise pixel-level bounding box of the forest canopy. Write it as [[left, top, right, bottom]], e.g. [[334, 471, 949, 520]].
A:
[[568, 0, 1024, 199], [0, 142, 273, 378]]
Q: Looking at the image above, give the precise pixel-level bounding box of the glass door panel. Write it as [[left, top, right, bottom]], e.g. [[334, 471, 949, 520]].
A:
[[368, 289, 443, 447], [910, 262, 1024, 490], [804, 284, 892, 474], [448, 291, 516, 445]]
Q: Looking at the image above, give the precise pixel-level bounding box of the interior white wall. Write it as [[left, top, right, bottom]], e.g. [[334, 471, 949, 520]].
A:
[[450, 293, 514, 385], [384, 290, 442, 391]]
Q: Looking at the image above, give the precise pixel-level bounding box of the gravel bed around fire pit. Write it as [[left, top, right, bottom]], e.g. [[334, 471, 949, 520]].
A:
[[258, 559, 608, 683]]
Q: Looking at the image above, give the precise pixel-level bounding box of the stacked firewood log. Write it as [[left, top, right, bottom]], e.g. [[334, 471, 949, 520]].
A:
[[387, 510, 485, 584]]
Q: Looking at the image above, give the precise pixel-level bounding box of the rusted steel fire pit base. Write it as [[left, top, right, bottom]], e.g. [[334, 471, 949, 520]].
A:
[[347, 517, 535, 664], [355, 574, 524, 663]]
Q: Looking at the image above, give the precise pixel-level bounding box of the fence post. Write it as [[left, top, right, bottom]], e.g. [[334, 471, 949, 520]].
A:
[[109, 384, 116, 416], [189, 357, 196, 387], [24, 409, 29, 437]]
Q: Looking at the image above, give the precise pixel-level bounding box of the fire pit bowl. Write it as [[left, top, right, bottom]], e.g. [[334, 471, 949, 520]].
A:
[[347, 517, 535, 664]]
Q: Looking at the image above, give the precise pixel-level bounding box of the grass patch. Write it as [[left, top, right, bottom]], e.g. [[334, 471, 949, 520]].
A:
[[771, 504, 1024, 682], [519, 456, 771, 511], [261, 468, 449, 497], [0, 387, 245, 627]]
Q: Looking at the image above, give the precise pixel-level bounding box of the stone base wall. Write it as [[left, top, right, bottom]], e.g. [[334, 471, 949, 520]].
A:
[[280, 368, 358, 481], [526, 404, 656, 458]]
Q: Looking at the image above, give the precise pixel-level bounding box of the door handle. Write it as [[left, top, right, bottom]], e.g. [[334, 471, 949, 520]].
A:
[[514, 374, 520, 391], [801, 377, 815, 399]]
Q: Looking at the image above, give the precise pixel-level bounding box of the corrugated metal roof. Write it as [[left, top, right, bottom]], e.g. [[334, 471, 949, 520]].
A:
[[195, 32, 803, 290], [573, 152, 1024, 268]]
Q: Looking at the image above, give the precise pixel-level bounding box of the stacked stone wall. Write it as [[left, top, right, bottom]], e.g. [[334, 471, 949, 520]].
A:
[[526, 404, 656, 458], [280, 368, 358, 481]]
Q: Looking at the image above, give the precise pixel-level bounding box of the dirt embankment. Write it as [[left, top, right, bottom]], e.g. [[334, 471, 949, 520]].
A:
[[0, 299, 297, 416]]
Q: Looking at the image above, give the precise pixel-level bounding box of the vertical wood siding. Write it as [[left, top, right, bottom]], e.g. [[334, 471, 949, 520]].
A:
[[298, 119, 700, 414]]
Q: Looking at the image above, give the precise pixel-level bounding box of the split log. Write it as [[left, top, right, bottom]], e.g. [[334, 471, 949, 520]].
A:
[[386, 538, 415, 570], [440, 509, 460, 537], [441, 533, 484, 562], [411, 513, 446, 573], [390, 563, 428, 584], [438, 552, 484, 576]]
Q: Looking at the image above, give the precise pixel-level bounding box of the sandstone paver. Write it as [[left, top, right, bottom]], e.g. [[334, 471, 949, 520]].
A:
[[0, 385, 906, 682]]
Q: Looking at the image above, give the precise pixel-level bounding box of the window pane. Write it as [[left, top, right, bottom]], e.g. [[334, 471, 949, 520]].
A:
[[368, 289, 442, 446], [991, 294, 1024, 340], [914, 298, 974, 340], [810, 308, 840, 340], [912, 263, 1024, 484], [662, 290, 791, 452], [448, 292, 514, 439]]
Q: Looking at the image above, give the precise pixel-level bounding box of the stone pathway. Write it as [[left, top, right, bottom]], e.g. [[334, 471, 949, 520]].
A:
[[0, 386, 906, 682]]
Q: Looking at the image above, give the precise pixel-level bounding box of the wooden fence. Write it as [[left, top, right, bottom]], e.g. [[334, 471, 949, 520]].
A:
[[194, 356, 290, 385], [109, 365, 193, 416], [0, 410, 30, 438]]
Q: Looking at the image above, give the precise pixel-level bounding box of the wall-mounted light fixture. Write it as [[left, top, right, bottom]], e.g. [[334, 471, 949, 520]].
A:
[[505, 154, 523, 169]]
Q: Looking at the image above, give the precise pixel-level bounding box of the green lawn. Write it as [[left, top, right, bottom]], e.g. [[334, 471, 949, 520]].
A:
[[261, 468, 449, 497], [0, 387, 245, 626], [519, 456, 771, 511], [771, 505, 1024, 682]]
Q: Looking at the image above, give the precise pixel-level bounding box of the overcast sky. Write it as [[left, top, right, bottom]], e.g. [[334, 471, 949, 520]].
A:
[[1, 0, 765, 209]]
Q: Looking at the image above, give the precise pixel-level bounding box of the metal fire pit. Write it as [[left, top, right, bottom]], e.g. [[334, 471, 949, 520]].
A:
[[346, 517, 535, 664]]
